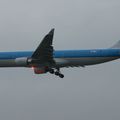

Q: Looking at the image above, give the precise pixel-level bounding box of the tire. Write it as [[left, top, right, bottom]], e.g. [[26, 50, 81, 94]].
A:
[[59, 74, 64, 78], [55, 71, 59, 76], [49, 69, 54, 74]]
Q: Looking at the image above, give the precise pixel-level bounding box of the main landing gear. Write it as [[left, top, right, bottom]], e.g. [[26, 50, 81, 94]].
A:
[[48, 68, 64, 78]]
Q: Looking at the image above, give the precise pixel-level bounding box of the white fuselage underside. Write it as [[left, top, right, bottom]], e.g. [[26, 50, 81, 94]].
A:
[[0, 57, 118, 67]]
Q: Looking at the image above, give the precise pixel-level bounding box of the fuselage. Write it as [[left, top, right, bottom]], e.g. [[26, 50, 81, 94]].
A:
[[0, 49, 119, 67]]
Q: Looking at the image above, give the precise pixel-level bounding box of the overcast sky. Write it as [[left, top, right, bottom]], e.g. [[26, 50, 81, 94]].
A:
[[0, 0, 120, 120]]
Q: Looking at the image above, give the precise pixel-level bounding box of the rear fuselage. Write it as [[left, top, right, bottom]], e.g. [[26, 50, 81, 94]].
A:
[[0, 49, 119, 67]]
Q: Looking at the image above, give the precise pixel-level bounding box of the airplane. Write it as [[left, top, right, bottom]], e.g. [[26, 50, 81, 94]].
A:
[[0, 28, 120, 78]]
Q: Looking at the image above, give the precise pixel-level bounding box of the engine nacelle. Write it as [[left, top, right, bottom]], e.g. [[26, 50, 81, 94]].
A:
[[15, 57, 29, 66], [33, 67, 47, 74], [15, 57, 47, 74]]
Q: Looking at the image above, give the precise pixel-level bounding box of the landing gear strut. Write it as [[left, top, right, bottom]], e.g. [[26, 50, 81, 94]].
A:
[[55, 68, 64, 78]]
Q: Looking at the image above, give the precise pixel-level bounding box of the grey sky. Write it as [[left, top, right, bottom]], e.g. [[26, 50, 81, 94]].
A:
[[0, 0, 120, 120]]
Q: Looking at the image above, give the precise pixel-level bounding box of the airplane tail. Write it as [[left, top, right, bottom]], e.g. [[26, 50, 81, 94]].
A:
[[111, 40, 120, 49]]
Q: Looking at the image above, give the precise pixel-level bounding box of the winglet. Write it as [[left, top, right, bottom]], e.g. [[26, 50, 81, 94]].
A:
[[111, 40, 120, 49]]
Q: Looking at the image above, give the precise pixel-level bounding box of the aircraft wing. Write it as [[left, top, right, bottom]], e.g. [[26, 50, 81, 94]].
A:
[[31, 29, 55, 64]]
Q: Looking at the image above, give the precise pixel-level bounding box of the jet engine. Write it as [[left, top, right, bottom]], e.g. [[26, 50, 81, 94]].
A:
[[15, 57, 48, 74], [33, 67, 47, 74], [15, 57, 29, 66], [15, 57, 36, 66]]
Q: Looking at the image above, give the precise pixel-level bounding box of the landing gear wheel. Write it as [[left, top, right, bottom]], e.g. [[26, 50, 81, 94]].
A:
[[54, 68, 64, 78], [49, 69, 54, 74], [55, 71, 59, 76], [59, 74, 64, 78]]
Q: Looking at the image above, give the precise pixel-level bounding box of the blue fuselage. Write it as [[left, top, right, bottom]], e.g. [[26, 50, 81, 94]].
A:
[[0, 49, 120, 67]]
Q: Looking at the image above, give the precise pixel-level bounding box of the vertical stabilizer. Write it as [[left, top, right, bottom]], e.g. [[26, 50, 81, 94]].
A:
[[111, 40, 120, 49]]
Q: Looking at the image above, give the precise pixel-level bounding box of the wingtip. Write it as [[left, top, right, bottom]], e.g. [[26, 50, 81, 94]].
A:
[[48, 28, 55, 35]]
